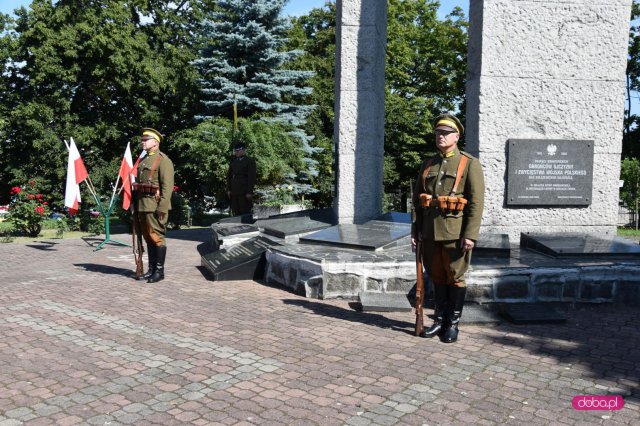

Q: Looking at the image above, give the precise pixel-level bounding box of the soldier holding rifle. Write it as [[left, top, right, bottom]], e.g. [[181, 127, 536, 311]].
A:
[[132, 128, 174, 283], [412, 113, 484, 343]]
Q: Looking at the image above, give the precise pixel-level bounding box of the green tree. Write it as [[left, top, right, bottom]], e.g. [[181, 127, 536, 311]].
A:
[[171, 117, 305, 212], [0, 1, 203, 207], [384, 0, 468, 210], [621, 158, 640, 211], [625, 1, 640, 158], [287, 1, 468, 210], [287, 2, 336, 207]]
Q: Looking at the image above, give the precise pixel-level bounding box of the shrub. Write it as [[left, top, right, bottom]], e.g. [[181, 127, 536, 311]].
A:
[[6, 180, 51, 237]]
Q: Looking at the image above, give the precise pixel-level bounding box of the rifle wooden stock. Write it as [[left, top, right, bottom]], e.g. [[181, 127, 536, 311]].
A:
[[132, 210, 144, 279], [414, 241, 424, 336]]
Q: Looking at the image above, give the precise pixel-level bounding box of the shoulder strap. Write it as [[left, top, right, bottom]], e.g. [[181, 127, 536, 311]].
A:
[[147, 155, 162, 183], [450, 155, 469, 195]]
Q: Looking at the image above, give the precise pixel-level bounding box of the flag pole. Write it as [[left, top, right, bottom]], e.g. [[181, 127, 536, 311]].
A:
[[64, 137, 129, 251]]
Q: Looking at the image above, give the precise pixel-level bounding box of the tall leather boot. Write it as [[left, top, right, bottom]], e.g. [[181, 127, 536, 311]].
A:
[[147, 245, 166, 283], [420, 284, 448, 338], [441, 286, 467, 343], [138, 245, 157, 280]]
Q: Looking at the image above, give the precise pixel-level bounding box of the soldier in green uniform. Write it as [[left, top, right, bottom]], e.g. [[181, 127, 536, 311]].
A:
[[226, 142, 256, 216], [412, 113, 485, 343], [134, 128, 174, 283]]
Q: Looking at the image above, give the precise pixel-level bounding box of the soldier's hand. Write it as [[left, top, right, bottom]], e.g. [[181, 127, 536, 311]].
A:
[[461, 237, 475, 252], [154, 210, 166, 221], [411, 237, 417, 252]]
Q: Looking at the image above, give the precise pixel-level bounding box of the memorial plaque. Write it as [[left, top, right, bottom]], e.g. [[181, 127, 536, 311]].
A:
[[201, 236, 279, 281], [507, 139, 593, 205]]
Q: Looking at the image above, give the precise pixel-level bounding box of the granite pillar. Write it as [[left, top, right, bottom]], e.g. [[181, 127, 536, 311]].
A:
[[333, 0, 387, 224], [466, 0, 633, 240]]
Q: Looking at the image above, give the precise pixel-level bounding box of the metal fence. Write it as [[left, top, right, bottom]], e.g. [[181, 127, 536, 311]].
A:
[[619, 205, 637, 228]]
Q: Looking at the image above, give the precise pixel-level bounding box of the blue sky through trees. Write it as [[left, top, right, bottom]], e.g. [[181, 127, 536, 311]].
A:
[[1, 1, 468, 19]]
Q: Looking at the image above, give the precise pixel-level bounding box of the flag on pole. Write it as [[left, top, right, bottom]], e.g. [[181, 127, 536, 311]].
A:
[[118, 142, 134, 210], [64, 138, 89, 216], [233, 94, 238, 131]]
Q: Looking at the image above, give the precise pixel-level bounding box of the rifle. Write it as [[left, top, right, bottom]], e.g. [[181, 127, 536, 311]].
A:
[[414, 239, 424, 336], [131, 206, 144, 279]]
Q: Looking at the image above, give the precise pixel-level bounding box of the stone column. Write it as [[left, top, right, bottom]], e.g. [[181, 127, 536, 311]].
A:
[[466, 0, 632, 240], [333, 0, 387, 224]]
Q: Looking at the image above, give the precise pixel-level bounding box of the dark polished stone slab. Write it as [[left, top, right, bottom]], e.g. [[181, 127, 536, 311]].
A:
[[521, 233, 640, 258], [358, 292, 413, 312], [215, 224, 259, 237], [300, 220, 411, 251], [498, 303, 569, 323], [259, 217, 332, 238], [475, 234, 511, 258], [260, 207, 336, 223], [201, 236, 279, 281]]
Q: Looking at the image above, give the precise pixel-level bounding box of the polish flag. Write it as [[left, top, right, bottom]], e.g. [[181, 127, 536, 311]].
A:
[[64, 138, 89, 216], [118, 142, 135, 210]]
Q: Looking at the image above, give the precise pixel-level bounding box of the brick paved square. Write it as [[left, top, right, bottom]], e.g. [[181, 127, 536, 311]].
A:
[[0, 231, 638, 425]]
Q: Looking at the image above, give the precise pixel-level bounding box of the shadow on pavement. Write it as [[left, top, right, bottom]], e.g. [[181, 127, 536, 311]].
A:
[[26, 241, 59, 250], [74, 263, 133, 277], [481, 304, 640, 401], [282, 298, 413, 334]]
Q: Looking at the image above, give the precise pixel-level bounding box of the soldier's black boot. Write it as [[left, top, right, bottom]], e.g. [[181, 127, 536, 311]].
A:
[[441, 286, 467, 343], [138, 245, 157, 280], [147, 246, 166, 283], [420, 284, 448, 338]]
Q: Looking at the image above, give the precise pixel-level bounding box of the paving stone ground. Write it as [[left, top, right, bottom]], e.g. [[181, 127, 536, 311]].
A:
[[0, 228, 638, 425]]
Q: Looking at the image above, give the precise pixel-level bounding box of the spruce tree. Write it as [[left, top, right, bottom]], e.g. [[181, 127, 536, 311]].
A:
[[194, 0, 318, 198]]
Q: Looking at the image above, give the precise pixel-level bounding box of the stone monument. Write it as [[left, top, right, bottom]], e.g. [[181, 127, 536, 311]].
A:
[[333, 0, 387, 224], [466, 0, 633, 240]]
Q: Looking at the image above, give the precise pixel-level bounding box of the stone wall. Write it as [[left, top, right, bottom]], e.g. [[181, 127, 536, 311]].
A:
[[466, 0, 633, 240]]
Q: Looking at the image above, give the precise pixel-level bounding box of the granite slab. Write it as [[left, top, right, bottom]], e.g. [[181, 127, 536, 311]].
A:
[[521, 233, 640, 258], [201, 236, 279, 281], [300, 220, 411, 251], [257, 216, 332, 238], [475, 234, 511, 258]]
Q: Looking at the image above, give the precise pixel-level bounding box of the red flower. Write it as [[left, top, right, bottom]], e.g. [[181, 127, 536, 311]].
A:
[[43, 201, 48, 205], [27, 194, 35, 200], [10, 186, 21, 195], [29, 180, 36, 187], [173, 185, 180, 192], [35, 205, 45, 216], [36, 194, 43, 200]]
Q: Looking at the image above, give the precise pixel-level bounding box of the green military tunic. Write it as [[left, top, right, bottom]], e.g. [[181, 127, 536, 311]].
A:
[[135, 150, 174, 246], [413, 147, 485, 286]]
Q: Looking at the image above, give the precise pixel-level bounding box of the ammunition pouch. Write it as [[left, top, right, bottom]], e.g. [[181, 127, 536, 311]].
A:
[[133, 182, 160, 195], [419, 193, 467, 212]]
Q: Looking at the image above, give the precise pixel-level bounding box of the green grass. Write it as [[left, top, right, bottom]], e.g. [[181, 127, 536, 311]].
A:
[[617, 227, 640, 238]]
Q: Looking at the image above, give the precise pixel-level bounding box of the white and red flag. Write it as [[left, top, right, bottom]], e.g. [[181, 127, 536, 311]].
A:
[[64, 138, 89, 216], [118, 142, 135, 210]]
